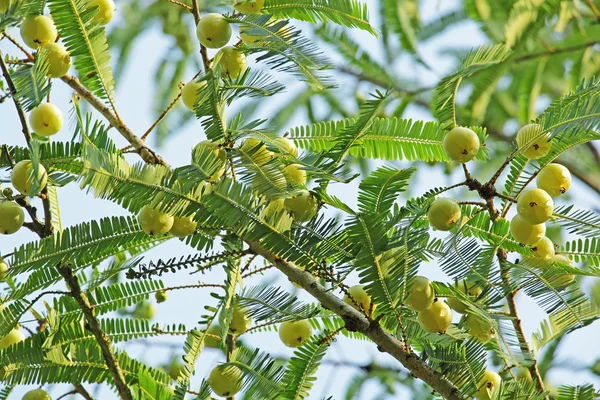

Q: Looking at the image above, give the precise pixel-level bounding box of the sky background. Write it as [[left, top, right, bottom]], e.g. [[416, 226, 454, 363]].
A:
[[1, 0, 600, 398]]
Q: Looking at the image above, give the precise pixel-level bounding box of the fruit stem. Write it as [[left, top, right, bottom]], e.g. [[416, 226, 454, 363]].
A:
[[494, 192, 518, 203]]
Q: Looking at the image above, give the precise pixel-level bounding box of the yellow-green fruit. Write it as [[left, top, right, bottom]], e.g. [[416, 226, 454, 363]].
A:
[[405, 276, 435, 312], [233, 0, 264, 14], [240, 28, 266, 44], [442, 127, 480, 163], [22, 389, 51, 400], [169, 215, 197, 238], [516, 123, 552, 159], [517, 368, 532, 381], [0, 259, 8, 280], [343, 285, 375, 313], [536, 163, 571, 197], [475, 369, 502, 400], [29, 103, 63, 136], [168, 360, 185, 380], [260, 199, 293, 232], [209, 365, 243, 398], [517, 188, 554, 224], [0, 0, 9, 12], [417, 299, 453, 334], [447, 280, 482, 314], [531, 237, 555, 261], [283, 164, 306, 186], [133, 302, 156, 320], [509, 214, 546, 245], [11, 160, 48, 196], [19, 15, 57, 49], [464, 313, 495, 344], [229, 305, 252, 334], [205, 325, 221, 347], [274, 137, 298, 157], [193, 140, 227, 182], [218, 46, 248, 78], [181, 80, 207, 111], [0, 328, 25, 349], [196, 13, 232, 49], [138, 205, 174, 236], [41, 42, 71, 78], [428, 198, 461, 231], [90, 0, 115, 24], [284, 190, 318, 222], [241, 138, 273, 165], [0, 201, 25, 235], [548, 255, 575, 287], [155, 290, 167, 303], [279, 320, 312, 348]]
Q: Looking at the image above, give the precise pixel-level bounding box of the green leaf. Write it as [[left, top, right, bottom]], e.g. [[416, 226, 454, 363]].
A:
[[11, 49, 51, 112], [357, 166, 415, 215]]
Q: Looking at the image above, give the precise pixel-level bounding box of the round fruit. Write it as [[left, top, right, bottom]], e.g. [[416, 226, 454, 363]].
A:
[[138, 205, 174, 236], [547, 254, 575, 287], [442, 127, 480, 163], [155, 290, 167, 303], [168, 360, 185, 380], [41, 42, 71, 78], [417, 299, 453, 334], [240, 27, 266, 44], [279, 319, 312, 348], [516, 123, 552, 159], [447, 279, 482, 314], [517, 188, 554, 224], [475, 369, 502, 400], [0, 328, 25, 349], [209, 365, 243, 398], [90, 0, 115, 24], [0, 0, 9, 12], [205, 325, 221, 347], [531, 236, 555, 261], [29, 103, 63, 136], [181, 80, 207, 111], [0, 201, 25, 235], [509, 214, 546, 245], [217, 46, 247, 78], [132, 302, 155, 320], [19, 15, 57, 49], [11, 160, 48, 195], [428, 198, 461, 231], [241, 138, 273, 165], [260, 199, 293, 232], [274, 137, 298, 157], [536, 163, 571, 197], [23, 389, 51, 400], [196, 13, 232, 49], [193, 140, 227, 181], [229, 305, 251, 334], [282, 164, 306, 186], [405, 276, 435, 312], [464, 313, 495, 344], [517, 367, 532, 381], [233, 0, 265, 14], [169, 215, 197, 238], [343, 285, 375, 313], [0, 259, 8, 281], [284, 190, 318, 222]]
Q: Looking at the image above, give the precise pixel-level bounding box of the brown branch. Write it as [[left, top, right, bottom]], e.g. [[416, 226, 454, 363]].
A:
[[514, 41, 600, 63], [0, 51, 31, 142], [226, 333, 235, 400], [74, 383, 95, 400], [164, 0, 192, 11], [141, 91, 183, 141], [585, 0, 600, 19], [191, 0, 210, 71]]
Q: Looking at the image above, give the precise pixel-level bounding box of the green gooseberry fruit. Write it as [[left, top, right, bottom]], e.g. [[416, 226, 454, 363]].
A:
[[442, 126, 480, 163], [447, 279, 483, 314], [138, 205, 174, 236], [474, 369, 502, 400], [208, 365, 243, 398], [536, 163, 571, 197], [20, 15, 57, 49], [284, 190, 317, 223], [11, 160, 48, 195], [240, 138, 273, 165], [22, 388, 51, 400], [343, 284, 375, 313], [229, 304, 252, 334], [516, 123, 552, 159], [217, 46, 248, 78], [0, 328, 25, 349], [464, 313, 495, 344], [169, 215, 197, 238], [181, 80, 207, 111], [282, 164, 306, 186], [509, 214, 546, 245], [29, 102, 63, 136], [193, 140, 227, 182], [517, 367, 532, 381], [196, 13, 232, 49], [417, 299, 453, 334], [240, 28, 267, 44], [168, 360, 185, 380], [233, 0, 264, 14], [279, 319, 312, 348], [155, 290, 167, 303], [260, 199, 293, 232], [0, 259, 8, 281], [547, 255, 575, 287], [205, 325, 221, 347], [428, 197, 461, 231], [90, 0, 115, 24], [132, 302, 156, 320], [517, 188, 554, 224], [274, 137, 298, 157], [531, 236, 555, 261], [41, 42, 71, 78], [405, 276, 435, 312], [0, 201, 25, 235]]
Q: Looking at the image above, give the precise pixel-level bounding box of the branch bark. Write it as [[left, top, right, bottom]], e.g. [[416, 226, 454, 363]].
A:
[[0, 51, 31, 142]]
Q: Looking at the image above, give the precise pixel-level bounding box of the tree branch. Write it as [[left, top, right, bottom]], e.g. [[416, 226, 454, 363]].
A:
[[246, 241, 463, 400], [0, 51, 31, 142]]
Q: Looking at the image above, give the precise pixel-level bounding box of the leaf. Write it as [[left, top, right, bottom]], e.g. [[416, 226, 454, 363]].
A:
[[11, 49, 51, 111], [357, 166, 415, 215]]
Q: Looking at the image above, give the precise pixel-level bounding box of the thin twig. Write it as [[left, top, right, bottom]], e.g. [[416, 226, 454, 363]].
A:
[[191, 0, 211, 71], [514, 41, 600, 63], [494, 192, 518, 203], [0, 51, 31, 142], [164, 0, 192, 11], [73, 384, 95, 400], [141, 91, 183, 141], [226, 333, 235, 400]]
